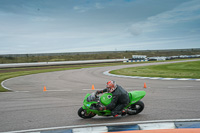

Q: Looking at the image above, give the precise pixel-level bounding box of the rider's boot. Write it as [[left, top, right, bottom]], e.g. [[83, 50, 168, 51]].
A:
[[111, 111, 119, 118], [121, 109, 127, 116], [113, 114, 119, 118]]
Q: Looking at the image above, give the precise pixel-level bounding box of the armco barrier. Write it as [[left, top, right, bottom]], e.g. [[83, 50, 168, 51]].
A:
[[0, 59, 128, 68], [6, 119, 200, 133]]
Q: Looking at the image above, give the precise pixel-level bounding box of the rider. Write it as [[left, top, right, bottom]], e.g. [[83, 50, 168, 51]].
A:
[[95, 80, 130, 117]]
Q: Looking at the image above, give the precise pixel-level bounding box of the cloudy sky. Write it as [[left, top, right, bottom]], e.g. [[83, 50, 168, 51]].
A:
[[0, 0, 200, 54]]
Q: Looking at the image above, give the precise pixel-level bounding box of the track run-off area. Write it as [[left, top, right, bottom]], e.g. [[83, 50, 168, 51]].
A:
[[0, 59, 200, 132]]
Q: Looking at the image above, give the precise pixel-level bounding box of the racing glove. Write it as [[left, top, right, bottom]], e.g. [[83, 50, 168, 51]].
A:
[[95, 90, 104, 97], [95, 91, 100, 95]]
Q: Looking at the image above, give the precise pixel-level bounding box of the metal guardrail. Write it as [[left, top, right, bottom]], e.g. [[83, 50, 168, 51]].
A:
[[0, 59, 128, 68], [129, 55, 200, 61]]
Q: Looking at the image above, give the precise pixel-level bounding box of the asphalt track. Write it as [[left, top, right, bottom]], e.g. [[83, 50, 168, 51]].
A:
[[0, 59, 200, 132]]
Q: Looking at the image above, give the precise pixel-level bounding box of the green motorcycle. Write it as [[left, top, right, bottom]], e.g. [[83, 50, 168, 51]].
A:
[[78, 91, 146, 118]]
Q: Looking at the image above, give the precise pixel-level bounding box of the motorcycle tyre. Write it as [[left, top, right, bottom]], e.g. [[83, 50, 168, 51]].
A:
[[78, 107, 96, 119], [127, 101, 144, 115]]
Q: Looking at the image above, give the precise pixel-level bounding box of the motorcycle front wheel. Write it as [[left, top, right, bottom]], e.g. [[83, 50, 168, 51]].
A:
[[78, 107, 96, 118], [127, 101, 144, 115]]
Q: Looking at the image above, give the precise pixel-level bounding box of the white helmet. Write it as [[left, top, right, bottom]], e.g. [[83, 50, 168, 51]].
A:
[[106, 80, 117, 92]]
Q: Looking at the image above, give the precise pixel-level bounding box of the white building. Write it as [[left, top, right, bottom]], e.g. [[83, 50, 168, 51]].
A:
[[131, 55, 147, 60]]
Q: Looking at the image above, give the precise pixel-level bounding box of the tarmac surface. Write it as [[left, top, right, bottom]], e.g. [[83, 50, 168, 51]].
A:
[[0, 59, 200, 132]]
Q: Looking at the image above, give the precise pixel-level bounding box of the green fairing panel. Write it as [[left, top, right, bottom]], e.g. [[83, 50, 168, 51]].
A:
[[83, 93, 90, 104], [100, 93, 113, 106], [129, 91, 146, 102]]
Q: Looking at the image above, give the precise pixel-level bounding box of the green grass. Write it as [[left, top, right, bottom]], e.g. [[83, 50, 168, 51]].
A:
[[110, 61, 200, 79]]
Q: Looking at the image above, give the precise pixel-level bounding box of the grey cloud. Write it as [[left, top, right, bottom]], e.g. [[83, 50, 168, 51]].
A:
[[0, 0, 199, 54]]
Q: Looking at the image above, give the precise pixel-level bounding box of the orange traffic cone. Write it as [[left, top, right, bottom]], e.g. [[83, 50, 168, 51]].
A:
[[43, 86, 47, 91], [92, 85, 95, 90], [144, 83, 147, 88]]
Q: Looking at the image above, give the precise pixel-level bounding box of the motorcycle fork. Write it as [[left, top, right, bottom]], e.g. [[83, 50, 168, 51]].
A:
[[84, 110, 92, 116]]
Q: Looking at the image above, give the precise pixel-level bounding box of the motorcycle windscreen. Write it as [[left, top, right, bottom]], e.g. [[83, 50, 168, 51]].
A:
[[100, 93, 113, 106]]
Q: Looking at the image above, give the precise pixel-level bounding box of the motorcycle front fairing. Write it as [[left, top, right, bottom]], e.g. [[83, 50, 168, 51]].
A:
[[82, 93, 112, 116], [83, 93, 97, 109]]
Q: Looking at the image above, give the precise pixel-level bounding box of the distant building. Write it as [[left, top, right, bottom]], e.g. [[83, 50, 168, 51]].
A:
[[131, 55, 147, 60], [124, 55, 148, 63]]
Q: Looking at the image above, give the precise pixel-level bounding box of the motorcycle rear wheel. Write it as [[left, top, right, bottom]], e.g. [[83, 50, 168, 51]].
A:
[[127, 101, 144, 115], [78, 107, 96, 118]]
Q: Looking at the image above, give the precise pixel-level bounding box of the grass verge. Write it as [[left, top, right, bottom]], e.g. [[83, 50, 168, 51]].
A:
[[110, 60, 200, 79]]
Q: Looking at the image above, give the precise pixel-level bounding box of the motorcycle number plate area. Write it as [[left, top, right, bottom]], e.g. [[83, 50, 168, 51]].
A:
[[100, 93, 113, 106]]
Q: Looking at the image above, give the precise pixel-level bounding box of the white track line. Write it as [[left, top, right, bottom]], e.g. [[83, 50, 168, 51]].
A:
[[46, 90, 72, 92], [168, 86, 193, 88], [82, 89, 102, 91], [104, 70, 200, 81], [15, 91, 30, 93], [1, 78, 14, 91]]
